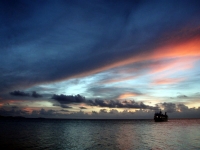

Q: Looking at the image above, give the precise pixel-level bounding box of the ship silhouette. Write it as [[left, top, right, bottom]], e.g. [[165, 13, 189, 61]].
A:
[[154, 110, 168, 122]]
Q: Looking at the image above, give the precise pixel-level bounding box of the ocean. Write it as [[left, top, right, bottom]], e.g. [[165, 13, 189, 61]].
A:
[[0, 119, 199, 150]]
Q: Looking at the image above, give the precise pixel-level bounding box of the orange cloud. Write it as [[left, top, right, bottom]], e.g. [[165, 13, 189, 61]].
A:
[[73, 37, 200, 78], [152, 78, 185, 85], [150, 57, 195, 74], [118, 93, 138, 99], [40, 29, 200, 86], [152, 38, 200, 59], [148, 56, 199, 80]]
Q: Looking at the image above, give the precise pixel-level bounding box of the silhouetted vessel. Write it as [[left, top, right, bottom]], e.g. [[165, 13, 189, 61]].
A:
[[154, 110, 168, 122]]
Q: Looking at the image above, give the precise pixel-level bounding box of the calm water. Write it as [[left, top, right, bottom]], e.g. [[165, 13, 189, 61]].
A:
[[0, 119, 200, 150]]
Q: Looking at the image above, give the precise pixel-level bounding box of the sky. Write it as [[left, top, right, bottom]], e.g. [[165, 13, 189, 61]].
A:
[[0, 0, 200, 119]]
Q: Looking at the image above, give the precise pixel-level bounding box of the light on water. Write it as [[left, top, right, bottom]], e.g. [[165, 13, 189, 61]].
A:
[[0, 119, 200, 150]]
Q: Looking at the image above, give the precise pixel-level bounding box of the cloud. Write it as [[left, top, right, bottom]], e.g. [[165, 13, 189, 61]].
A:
[[158, 102, 196, 114], [39, 108, 56, 116], [53, 103, 73, 109], [51, 93, 158, 110], [79, 107, 87, 109], [11, 106, 18, 109], [0, 108, 29, 116], [87, 86, 141, 99], [60, 104, 73, 109], [117, 92, 140, 99], [52, 94, 86, 104], [177, 95, 188, 99], [1, 103, 200, 119], [31, 91, 42, 98], [60, 109, 70, 112], [10, 91, 30, 97], [101, 76, 137, 84], [159, 102, 177, 113], [99, 109, 107, 113], [152, 78, 185, 85], [95, 56, 198, 89], [9, 90, 42, 98], [177, 104, 189, 112], [87, 99, 157, 110]]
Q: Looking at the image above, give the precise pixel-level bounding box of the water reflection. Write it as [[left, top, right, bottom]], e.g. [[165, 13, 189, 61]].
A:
[[0, 119, 200, 150], [116, 121, 134, 149]]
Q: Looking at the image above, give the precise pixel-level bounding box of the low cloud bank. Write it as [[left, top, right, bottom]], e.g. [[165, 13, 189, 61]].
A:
[[52, 94, 158, 110], [10, 91, 42, 98], [0, 102, 199, 119]]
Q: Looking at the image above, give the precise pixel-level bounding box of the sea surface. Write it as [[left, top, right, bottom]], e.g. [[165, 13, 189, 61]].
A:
[[0, 119, 200, 150]]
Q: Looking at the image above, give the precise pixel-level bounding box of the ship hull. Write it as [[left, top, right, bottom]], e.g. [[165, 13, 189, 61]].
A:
[[154, 118, 168, 122]]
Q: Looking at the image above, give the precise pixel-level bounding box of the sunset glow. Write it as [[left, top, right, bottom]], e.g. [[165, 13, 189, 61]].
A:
[[0, 0, 200, 119]]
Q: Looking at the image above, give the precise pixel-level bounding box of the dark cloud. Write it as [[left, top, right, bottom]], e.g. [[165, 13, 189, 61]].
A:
[[52, 94, 157, 110], [29, 108, 59, 118], [60, 109, 70, 112], [39, 108, 56, 116], [177, 104, 189, 112], [160, 102, 176, 113], [52, 94, 86, 104], [61, 104, 73, 109], [53, 103, 72, 109], [87, 99, 157, 110], [100, 109, 107, 113], [31, 91, 42, 98], [0, 108, 29, 116], [92, 111, 98, 114], [158, 102, 198, 115], [11, 106, 18, 109], [79, 107, 87, 109], [10, 91, 30, 97], [9, 90, 42, 98]]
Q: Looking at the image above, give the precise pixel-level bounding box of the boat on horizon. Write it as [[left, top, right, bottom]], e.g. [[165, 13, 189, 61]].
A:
[[154, 110, 168, 122]]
